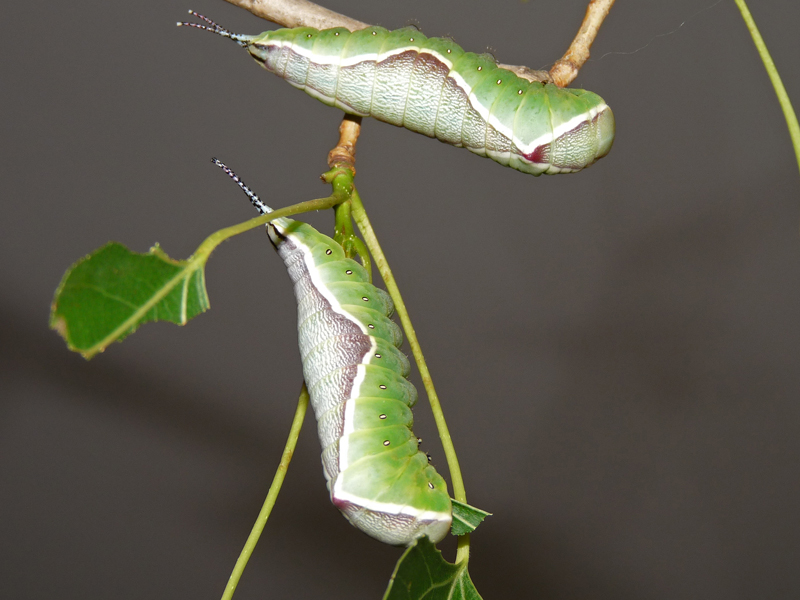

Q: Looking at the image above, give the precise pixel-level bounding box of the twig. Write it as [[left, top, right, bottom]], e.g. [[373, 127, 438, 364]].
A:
[[220, 383, 309, 600], [223, 0, 367, 31], [732, 0, 800, 186], [550, 0, 616, 87], [327, 114, 362, 171], [222, 0, 579, 84]]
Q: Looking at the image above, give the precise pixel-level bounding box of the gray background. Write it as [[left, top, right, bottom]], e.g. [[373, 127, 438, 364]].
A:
[[3, 0, 799, 598]]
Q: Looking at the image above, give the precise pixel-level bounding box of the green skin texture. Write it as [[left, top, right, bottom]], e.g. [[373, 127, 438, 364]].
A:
[[242, 26, 615, 175], [268, 216, 452, 546]]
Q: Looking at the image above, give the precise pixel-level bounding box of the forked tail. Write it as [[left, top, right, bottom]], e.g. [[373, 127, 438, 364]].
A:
[[211, 158, 273, 215], [177, 10, 254, 47]]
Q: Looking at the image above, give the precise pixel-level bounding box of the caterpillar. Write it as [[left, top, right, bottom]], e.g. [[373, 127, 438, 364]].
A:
[[180, 13, 615, 176], [211, 159, 452, 546]]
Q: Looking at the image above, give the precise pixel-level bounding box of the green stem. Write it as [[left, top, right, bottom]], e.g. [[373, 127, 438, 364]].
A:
[[349, 236, 372, 279], [733, 0, 800, 180], [333, 200, 355, 248], [218, 192, 347, 597], [220, 383, 310, 600], [193, 194, 342, 262], [77, 196, 342, 359], [347, 185, 471, 564], [330, 173, 372, 274]]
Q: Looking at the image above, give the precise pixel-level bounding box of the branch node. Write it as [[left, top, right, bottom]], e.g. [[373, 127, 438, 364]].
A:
[[327, 115, 362, 173], [549, 0, 616, 87]]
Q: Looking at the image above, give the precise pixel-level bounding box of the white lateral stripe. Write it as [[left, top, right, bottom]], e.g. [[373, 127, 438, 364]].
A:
[[332, 479, 451, 521]]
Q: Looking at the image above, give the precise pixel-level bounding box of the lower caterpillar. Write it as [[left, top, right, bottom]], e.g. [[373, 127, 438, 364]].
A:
[[213, 159, 452, 545], [181, 13, 615, 176]]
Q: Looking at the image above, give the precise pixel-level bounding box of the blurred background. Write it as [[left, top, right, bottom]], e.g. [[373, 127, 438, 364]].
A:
[[2, 0, 799, 598]]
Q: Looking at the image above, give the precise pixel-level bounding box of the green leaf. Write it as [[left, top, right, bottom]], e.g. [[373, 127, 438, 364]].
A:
[[48, 197, 337, 360], [50, 242, 209, 358], [450, 500, 491, 537], [383, 537, 483, 600]]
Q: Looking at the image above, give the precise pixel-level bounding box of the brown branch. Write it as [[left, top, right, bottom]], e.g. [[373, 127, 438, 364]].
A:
[[327, 114, 362, 171], [223, 0, 367, 31], [549, 0, 616, 87], [498, 64, 552, 84], [223, 0, 557, 83]]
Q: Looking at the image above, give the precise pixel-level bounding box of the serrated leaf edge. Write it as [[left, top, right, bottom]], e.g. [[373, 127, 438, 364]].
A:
[[51, 242, 209, 359]]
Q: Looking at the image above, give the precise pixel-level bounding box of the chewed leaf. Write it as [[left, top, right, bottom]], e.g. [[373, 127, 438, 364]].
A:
[[450, 500, 492, 536], [383, 537, 483, 600], [50, 242, 209, 358]]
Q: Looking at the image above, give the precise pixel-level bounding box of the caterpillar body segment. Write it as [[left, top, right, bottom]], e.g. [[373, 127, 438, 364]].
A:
[[184, 16, 615, 176], [212, 159, 452, 546]]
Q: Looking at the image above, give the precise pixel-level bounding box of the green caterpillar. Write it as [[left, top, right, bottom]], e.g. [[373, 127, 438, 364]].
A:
[[181, 12, 615, 175], [212, 159, 452, 546]]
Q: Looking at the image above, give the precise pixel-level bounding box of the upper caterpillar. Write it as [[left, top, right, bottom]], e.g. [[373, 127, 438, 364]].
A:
[[180, 12, 615, 176]]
